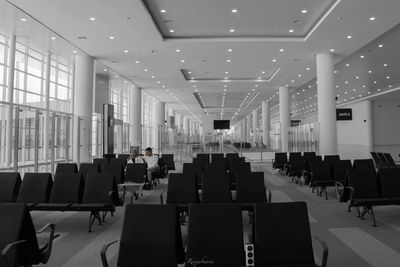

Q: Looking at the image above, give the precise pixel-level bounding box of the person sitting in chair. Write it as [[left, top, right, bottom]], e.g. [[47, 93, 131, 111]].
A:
[[144, 147, 159, 182], [127, 149, 145, 164]]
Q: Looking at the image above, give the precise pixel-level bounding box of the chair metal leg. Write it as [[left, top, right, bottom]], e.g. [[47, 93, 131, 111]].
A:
[[88, 211, 101, 232], [369, 207, 377, 227]]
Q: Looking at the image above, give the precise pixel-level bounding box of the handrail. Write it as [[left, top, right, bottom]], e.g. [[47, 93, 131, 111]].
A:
[[223, 145, 254, 162]]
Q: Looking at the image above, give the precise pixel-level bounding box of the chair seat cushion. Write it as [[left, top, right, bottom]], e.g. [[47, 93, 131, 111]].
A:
[[33, 203, 73, 210], [70, 203, 114, 211]]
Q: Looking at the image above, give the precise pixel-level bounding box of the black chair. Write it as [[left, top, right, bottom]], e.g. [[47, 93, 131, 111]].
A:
[[55, 163, 78, 174], [384, 153, 400, 168], [201, 172, 231, 203], [324, 155, 340, 165], [161, 173, 199, 214], [353, 159, 376, 173], [79, 163, 101, 182], [117, 153, 130, 161], [287, 157, 305, 184], [309, 161, 336, 200], [162, 154, 176, 171], [33, 173, 83, 211], [230, 161, 251, 189], [303, 157, 322, 185], [70, 173, 116, 232], [273, 152, 287, 173], [211, 153, 224, 163], [123, 163, 148, 201], [226, 153, 239, 161], [185, 204, 245, 266], [332, 160, 352, 201], [0, 172, 21, 203], [206, 161, 227, 173], [111, 158, 127, 168], [378, 168, 400, 202], [17, 173, 53, 207], [93, 158, 108, 168], [196, 153, 210, 164], [103, 153, 116, 161], [228, 157, 245, 170], [0, 203, 57, 267], [236, 171, 270, 209], [101, 204, 184, 267], [254, 202, 328, 267], [183, 163, 204, 180], [103, 162, 125, 184], [347, 169, 384, 226], [289, 152, 302, 161], [377, 152, 389, 168]]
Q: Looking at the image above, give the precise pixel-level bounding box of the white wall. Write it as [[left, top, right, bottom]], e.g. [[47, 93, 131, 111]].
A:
[[373, 100, 400, 161], [337, 100, 373, 160]]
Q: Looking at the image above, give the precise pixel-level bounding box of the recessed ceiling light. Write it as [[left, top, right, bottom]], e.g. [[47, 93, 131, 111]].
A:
[[279, 49, 284, 52], [180, 59, 185, 63], [193, 85, 196, 88], [103, 68, 108, 72], [261, 71, 266, 74], [151, 75, 155, 78], [272, 59, 277, 62], [228, 49, 233, 52], [360, 55, 364, 58], [51, 37, 56, 40], [115, 75, 119, 78], [73, 50, 78, 54], [378, 44, 383, 48], [226, 59, 231, 63], [289, 29, 294, 33], [109, 36, 115, 40], [89, 17, 96, 21], [356, 76, 359, 79], [170, 29, 175, 33], [232, 9, 238, 13], [301, 9, 308, 14], [161, 9, 166, 13], [383, 63, 388, 67], [386, 76, 390, 79], [175, 49, 181, 52], [346, 35, 352, 39], [368, 70, 372, 73], [124, 49, 129, 53], [229, 29, 235, 33], [135, 60, 140, 64], [188, 71, 192, 74], [224, 85, 227, 87], [369, 17, 376, 21], [20, 18, 26, 22], [306, 67, 310, 71], [144, 69, 148, 72], [346, 63, 350, 67], [225, 71, 229, 74]]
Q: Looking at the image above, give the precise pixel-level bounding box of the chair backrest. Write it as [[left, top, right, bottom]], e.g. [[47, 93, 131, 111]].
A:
[[103, 162, 125, 184], [377, 152, 389, 167], [206, 161, 227, 173], [162, 154, 174, 167], [111, 158, 126, 167], [377, 168, 400, 198], [236, 172, 267, 203], [186, 204, 245, 266], [196, 153, 210, 164], [183, 163, 204, 180], [0, 172, 21, 202], [201, 172, 231, 203], [288, 157, 305, 173], [384, 153, 396, 167], [332, 160, 352, 182], [305, 157, 322, 172], [50, 173, 83, 204], [125, 163, 147, 183], [82, 173, 115, 204], [347, 169, 378, 199], [353, 159, 375, 172], [55, 163, 78, 174], [370, 152, 381, 167], [254, 202, 315, 265], [225, 153, 239, 161], [0, 203, 39, 266], [117, 204, 184, 266], [79, 163, 100, 182], [166, 173, 199, 204], [230, 161, 251, 184], [289, 152, 302, 161], [211, 153, 224, 163], [117, 154, 130, 160], [274, 152, 287, 164], [17, 173, 53, 203], [103, 153, 116, 161], [309, 161, 332, 181], [303, 152, 317, 159], [324, 155, 340, 164], [93, 158, 107, 167]]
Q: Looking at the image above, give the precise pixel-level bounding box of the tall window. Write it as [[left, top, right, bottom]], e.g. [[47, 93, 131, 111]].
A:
[[49, 55, 73, 113], [142, 92, 154, 148], [109, 73, 130, 123], [0, 33, 7, 102]]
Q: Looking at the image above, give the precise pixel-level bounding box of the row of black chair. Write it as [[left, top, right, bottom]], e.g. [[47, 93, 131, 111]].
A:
[[342, 168, 400, 226], [233, 142, 252, 148], [0, 172, 117, 232], [370, 152, 399, 169], [160, 172, 271, 209], [100, 202, 328, 267], [194, 152, 240, 164]]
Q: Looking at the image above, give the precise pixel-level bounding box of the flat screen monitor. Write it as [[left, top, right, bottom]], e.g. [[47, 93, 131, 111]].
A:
[[214, 120, 230, 130]]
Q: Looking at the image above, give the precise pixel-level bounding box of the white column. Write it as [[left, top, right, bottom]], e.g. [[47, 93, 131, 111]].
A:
[[317, 53, 337, 155], [168, 108, 175, 145], [183, 117, 189, 143], [279, 86, 290, 152], [73, 55, 94, 163], [252, 109, 258, 144], [246, 114, 251, 143], [365, 100, 374, 152], [177, 113, 183, 130], [262, 101, 270, 148], [152, 101, 165, 153], [5, 35, 16, 167], [129, 86, 142, 150], [242, 118, 247, 142]]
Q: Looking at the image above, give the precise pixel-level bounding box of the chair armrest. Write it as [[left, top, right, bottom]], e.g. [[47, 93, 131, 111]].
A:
[[335, 181, 344, 187], [100, 240, 118, 267], [266, 188, 272, 203], [1, 240, 27, 267], [37, 223, 58, 264], [160, 190, 166, 204], [313, 235, 328, 267]]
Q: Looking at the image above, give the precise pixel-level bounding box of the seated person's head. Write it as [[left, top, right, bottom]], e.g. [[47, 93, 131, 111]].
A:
[[130, 149, 137, 158], [145, 147, 152, 156]]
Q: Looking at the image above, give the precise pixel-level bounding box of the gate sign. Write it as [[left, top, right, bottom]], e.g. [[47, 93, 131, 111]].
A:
[[336, 108, 352, 120]]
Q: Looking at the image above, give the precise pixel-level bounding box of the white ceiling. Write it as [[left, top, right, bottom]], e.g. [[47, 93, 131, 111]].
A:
[[6, 0, 400, 124]]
